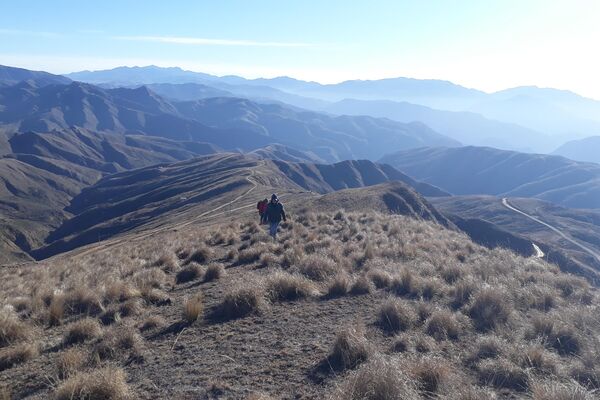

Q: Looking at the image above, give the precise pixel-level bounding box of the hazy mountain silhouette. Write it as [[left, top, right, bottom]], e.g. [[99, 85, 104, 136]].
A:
[[381, 146, 600, 209], [553, 136, 600, 164], [0, 64, 71, 86]]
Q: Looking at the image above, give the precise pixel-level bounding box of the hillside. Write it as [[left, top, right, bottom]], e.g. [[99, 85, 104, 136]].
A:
[[0, 64, 71, 86], [553, 136, 600, 164], [0, 80, 459, 162], [431, 195, 600, 281], [1, 195, 599, 398], [325, 99, 552, 153], [381, 146, 600, 209], [31, 154, 444, 260]]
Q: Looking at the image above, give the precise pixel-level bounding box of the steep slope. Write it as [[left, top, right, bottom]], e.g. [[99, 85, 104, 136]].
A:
[[553, 136, 600, 164], [0, 64, 71, 86], [431, 195, 600, 279], [247, 144, 326, 163], [381, 146, 600, 209], [272, 159, 449, 197], [325, 99, 552, 152]]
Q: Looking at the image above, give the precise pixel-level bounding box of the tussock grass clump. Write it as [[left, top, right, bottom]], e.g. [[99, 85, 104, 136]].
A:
[[0, 312, 30, 347], [56, 347, 88, 379], [63, 318, 102, 345], [139, 315, 165, 332], [265, 271, 314, 302], [327, 273, 350, 297], [470, 336, 505, 362], [377, 298, 413, 333], [237, 247, 263, 264], [406, 357, 451, 395], [441, 264, 463, 284], [93, 326, 142, 361], [63, 288, 104, 317], [367, 269, 392, 289], [350, 276, 373, 295], [450, 280, 476, 309], [295, 254, 339, 281], [204, 263, 225, 282], [141, 288, 171, 306], [530, 316, 582, 356], [0, 342, 38, 371], [185, 245, 213, 264], [153, 253, 179, 273], [54, 366, 131, 400], [477, 358, 529, 391], [104, 282, 140, 303], [468, 288, 511, 331], [216, 284, 265, 320], [328, 325, 370, 370], [330, 356, 418, 400], [259, 253, 280, 268], [176, 263, 203, 284], [183, 293, 204, 323], [518, 345, 557, 374], [425, 310, 462, 340], [530, 381, 593, 400], [390, 269, 419, 297]]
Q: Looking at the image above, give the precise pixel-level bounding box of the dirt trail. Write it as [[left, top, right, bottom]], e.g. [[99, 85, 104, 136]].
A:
[[502, 197, 600, 262]]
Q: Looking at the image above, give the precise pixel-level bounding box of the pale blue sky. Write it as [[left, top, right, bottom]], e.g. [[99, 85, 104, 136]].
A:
[[1, 1, 599, 97]]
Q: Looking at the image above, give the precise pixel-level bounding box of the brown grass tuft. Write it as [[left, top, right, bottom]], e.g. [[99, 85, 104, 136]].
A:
[[349, 276, 373, 295], [367, 269, 392, 289], [407, 357, 451, 395], [56, 347, 88, 379], [377, 298, 413, 333], [265, 271, 314, 302], [0, 342, 38, 371], [295, 254, 339, 281], [327, 273, 350, 297], [477, 358, 529, 391], [216, 284, 265, 320], [237, 247, 263, 264], [204, 263, 225, 282], [139, 315, 165, 332], [328, 325, 370, 370], [63, 318, 102, 345], [531, 381, 593, 400], [425, 310, 462, 340], [175, 263, 203, 284], [183, 293, 204, 323], [185, 246, 213, 264], [0, 312, 30, 347], [468, 288, 511, 331], [54, 366, 131, 400], [93, 326, 142, 361]]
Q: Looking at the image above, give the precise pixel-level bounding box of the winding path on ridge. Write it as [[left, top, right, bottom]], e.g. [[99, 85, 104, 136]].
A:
[[502, 197, 600, 263]]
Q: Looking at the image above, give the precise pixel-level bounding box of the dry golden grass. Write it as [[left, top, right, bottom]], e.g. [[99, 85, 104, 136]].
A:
[[0, 342, 38, 371], [183, 292, 204, 323], [327, 273, 350, 297], [265, 271, 314, 302], [204, 263, 225, 282], [54, 366, 131, 400], [216, 283, 265, 320], [327, 325, 370, 370], [0, 312, 30, 347], [93, 325, 142, 361], [63, 318, 102, 345], [176, 263, 203, 284], [139, 315, 165, 332], [56, 347, 88, 379], [377, 298, 414, 333]]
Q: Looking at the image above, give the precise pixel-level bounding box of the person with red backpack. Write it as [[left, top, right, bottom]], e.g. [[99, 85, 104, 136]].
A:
[[257, 198, 268, 224]]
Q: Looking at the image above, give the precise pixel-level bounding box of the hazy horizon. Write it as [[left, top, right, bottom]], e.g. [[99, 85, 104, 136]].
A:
[[2, 1, 600, 99]]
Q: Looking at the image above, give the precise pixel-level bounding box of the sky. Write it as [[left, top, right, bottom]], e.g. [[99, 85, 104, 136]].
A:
[[1, 0, 600, 98]]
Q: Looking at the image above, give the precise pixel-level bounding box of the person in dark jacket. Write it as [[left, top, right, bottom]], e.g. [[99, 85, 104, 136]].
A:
[[265, 193, 286, 238], [257, 198, 268, 224]]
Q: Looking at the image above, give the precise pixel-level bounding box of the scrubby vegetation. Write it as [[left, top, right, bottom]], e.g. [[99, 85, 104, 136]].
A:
[[1, 209, 599, 398]]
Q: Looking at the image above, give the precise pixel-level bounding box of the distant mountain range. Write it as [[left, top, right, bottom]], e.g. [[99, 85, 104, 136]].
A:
[[0, 64, 71, 86], [381, 146, 600, 209], [61, 65, 600, 152], [553, 136, 600, 164]]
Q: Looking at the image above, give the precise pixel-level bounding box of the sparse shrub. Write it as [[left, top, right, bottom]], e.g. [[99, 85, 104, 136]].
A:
[[54, 366, 131, 400], [350, 276, 373, 295], [186, 246, 212, 264], [184, 293, 204, 323], [204, 263, 225, 282], [425, 310, 462, 340], [477, 358, 529, 391], [216, 284, 264, 320], [63, 318, 102, 345], [296, 254, 338, 281], [56, 347, 88, 379], [330, 356, 419, 400], [367, 269, 392, 289], [328, 325, 370, 370], [265, 272, 313, 302], [468, 288, 511, 331], [176, 263, 203, 284], [0, 312, 30, 347], [139, 315, 165, 331], [0, 342, 38, 371], [327, 273, 350, 297], [377, 298, 413, 333]]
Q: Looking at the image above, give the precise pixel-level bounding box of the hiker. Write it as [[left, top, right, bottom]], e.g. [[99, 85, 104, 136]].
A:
[[257, 198, 268, 224], [265, 193, 286, 238]]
